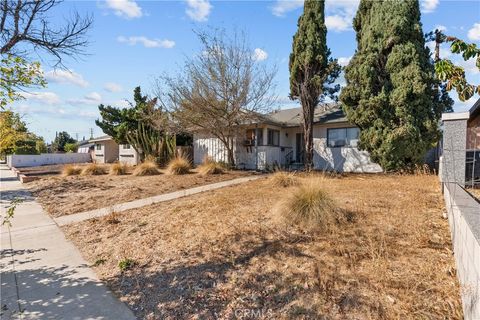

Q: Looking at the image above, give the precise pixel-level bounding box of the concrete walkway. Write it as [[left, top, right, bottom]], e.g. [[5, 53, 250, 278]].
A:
[[0, 165, 136, 320], [55, 175, 265, 226]]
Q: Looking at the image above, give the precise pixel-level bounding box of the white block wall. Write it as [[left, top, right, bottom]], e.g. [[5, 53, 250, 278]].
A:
[[6, 153, 91, 168], [444, 183, 480, 319]]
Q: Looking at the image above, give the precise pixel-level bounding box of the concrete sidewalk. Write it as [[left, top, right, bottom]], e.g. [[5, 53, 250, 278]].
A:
[[0, 165, 136, 320]]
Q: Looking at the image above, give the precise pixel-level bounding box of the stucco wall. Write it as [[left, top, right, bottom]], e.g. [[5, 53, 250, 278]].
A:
[[119, 144, 139, 165], [6, 153, 91, 168], [442, 116, 468, 186], [443, 183, 480, 319], [94, 140, 119, 164]]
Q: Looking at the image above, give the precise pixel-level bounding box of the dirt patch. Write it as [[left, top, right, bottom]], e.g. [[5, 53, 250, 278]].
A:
[[29, 168, 252, 217], [63, 173, 462, 319]]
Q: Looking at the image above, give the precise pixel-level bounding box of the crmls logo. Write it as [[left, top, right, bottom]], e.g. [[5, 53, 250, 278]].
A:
[[233, 308, 273, 318]]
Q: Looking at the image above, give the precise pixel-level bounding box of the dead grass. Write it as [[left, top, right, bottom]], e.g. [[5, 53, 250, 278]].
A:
[[63, 173, 462, 319], [109, 163, 129, 175], [62, 164, 82, 176], [270, 171, 298, 187], [166, 156, 191, 175], [197, 158, 225, 176], [29, 169, 252, 217], [467, 188, 480, 200], [81, 163, 107, 175], [132, 160, 160, 176], [278, 177, 351, 232]]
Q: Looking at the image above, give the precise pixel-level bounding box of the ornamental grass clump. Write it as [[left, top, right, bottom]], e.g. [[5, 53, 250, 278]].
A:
[[81, 163, 107, 176], [62, 164, 82, 176], [132, 160, 160, 176], [166, 155, 191, 175], [197, 157, 224, 175], [279, 178, 348, 232], [270, 171, 298, 187], [109, 162, 129, 175]]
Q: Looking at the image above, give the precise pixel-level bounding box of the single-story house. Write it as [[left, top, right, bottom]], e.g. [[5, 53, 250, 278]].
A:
[[89, 135, 140, 165], [193, 104, 382, 173]]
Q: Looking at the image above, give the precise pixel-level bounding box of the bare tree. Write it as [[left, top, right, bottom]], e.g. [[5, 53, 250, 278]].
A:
[[1, 0, 92, 66], [157, 29, 277, 167]]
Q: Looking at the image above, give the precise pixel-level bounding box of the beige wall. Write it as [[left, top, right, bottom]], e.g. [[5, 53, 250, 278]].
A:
[[119, 144, 139, 165], [94, 140, 119, 163]]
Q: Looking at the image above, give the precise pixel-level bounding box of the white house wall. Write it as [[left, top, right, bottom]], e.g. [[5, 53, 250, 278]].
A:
[[119, 145, 139, 165], [193, 123, 382, 173], [312, 124, 382, 173]]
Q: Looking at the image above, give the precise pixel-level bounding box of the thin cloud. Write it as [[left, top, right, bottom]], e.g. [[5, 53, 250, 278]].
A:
[[105, 0, 143, 19], [467, 23, 480, 41], [104, 82, 123, 93], [21, 92, 61, 105], [45, 69, 89, 88], [337, 56, 351, 67], [253, 48, 268, 61], [421, 0, 439, 13], [185, 0, 212, 22], [67, 92, 102, 106], [117, 36, 175, 48]]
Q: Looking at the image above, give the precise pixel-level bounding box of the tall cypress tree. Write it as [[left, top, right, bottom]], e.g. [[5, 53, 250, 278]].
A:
[[289, 0, 340, 170], [340, 0, 452, 171]]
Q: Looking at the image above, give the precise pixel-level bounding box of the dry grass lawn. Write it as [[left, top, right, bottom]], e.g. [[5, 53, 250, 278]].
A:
[[467, 188, 480, 200], [28, 167, 251, 217], [63, 173, 461, 319]]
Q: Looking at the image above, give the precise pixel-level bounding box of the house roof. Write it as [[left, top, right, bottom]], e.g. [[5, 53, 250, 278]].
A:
[[89, 135, 113, 143], [469, 97, 480, 120], [263, 103, 347, 127], [78, 143, 94, 149]]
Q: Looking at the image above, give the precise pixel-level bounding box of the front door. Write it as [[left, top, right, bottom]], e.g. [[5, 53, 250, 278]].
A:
[[296, 133, 304, 163]]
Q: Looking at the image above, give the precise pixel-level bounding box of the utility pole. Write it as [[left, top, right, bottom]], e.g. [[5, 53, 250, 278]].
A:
[[89, 128, 94, 139]]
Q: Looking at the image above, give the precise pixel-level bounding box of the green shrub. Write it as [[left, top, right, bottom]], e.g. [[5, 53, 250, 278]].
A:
[[118, 258, 135, 271]]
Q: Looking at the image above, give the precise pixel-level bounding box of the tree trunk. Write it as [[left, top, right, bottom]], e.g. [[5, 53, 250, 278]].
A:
[[226, 137, 236, 168], [303, 102, 314, 171]]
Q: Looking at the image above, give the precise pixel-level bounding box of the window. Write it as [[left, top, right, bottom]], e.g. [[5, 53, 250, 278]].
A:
[[123, 144, 131, 149], [267, 129, 280, 146], [327, 127, 359, 147], [245, 129, 263, 146], [96, 144, 102, 150]]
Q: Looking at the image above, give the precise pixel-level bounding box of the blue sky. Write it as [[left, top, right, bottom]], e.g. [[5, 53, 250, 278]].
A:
[[9, 0, 480, 142]]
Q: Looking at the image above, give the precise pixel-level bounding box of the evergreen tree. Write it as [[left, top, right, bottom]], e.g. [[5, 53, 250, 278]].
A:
[[289, 0, 340, 170], [340, 0, 453, 171]]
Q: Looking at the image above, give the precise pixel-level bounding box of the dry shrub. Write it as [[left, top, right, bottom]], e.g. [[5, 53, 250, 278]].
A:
[[62, 164, 82, 176], [278, 178, 350, 232], [133, 160, 160, 176], [81, 163, 107, 175], [270, 171, 298, 187], [110, 162, 129, 175], [197, 157, 224, 175], [166, 156, 191, 175]]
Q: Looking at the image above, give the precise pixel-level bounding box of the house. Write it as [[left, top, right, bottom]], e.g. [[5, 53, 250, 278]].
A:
[[90, 135, 119, 164], [89, 135, 140, 165], [441, 98, 480, 187], [193, 103, 382, 173], [77, 140, 95, 160], [118, 143, 140, 165]]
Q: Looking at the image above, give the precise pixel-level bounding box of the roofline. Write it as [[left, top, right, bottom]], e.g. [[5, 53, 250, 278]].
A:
[[89, 136, 114, 142]]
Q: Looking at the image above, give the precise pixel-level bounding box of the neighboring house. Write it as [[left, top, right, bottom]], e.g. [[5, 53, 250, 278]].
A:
[[193, 104, 382, 172], [90, 135, 119, 164], [89, 135, 140, 165], [119, 143, 140, 165], [77, 140, 95, 161], [441, 98, 480, 187]]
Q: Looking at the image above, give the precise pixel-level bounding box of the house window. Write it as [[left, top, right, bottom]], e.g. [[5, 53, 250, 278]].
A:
[[96, 144, 102, 150], [327, 127, 359, 147], [267, 129, 280, 146], [123, 144, 131, 149], [245, 129, 263, 146]]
